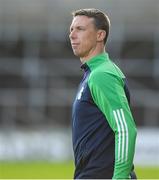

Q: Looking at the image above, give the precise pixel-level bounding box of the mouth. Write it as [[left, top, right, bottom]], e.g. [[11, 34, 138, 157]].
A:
[[71, 43, 79, 48]]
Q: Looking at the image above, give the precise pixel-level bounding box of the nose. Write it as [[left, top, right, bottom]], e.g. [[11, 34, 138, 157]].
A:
[[69, 30, 76, 40]]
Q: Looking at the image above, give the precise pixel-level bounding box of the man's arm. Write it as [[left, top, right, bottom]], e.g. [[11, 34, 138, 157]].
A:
[[88, 72, 137, 179]]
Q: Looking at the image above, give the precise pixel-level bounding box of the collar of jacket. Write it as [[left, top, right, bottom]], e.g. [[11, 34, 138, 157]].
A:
[[81, 52, 109, 72]]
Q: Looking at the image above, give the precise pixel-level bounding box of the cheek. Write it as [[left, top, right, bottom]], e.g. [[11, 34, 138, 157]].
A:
[[82, 32, 96, 46]]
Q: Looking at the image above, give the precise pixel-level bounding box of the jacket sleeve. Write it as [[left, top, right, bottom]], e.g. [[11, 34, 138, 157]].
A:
[[88, 71, 137, 179]]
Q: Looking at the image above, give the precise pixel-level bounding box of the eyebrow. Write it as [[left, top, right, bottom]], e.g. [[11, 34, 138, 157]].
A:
[[70, 25, 86, 31]]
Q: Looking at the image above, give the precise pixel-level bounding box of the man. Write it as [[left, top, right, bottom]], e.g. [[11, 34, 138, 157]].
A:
[[69, 8, 137, 179]]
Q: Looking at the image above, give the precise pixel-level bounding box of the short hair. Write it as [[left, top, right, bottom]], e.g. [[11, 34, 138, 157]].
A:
[[72, 8, 110, 45]]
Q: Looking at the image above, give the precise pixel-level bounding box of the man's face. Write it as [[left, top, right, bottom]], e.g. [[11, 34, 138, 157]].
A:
[[69, 15, 98, 59]]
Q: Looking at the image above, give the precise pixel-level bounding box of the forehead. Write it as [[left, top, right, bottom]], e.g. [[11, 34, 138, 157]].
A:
[[70, 15, 94, 28]]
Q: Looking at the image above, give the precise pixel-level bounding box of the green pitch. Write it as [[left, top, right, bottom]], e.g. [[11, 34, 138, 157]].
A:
[[0, 161, 159, 179], [0, 161, 74, 179]]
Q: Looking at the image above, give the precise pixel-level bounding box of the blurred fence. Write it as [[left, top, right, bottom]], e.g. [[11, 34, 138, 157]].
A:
[[0, 128, 159, 166], [0, 128, 73, 162]]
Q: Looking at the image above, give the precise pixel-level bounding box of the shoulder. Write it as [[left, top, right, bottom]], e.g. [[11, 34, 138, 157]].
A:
[[88, 61, 125, 85], [88, 72, 125, 95]]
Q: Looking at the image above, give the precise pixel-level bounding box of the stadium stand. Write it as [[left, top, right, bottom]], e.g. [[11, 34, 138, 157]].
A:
[[0, 0, 158, 129]]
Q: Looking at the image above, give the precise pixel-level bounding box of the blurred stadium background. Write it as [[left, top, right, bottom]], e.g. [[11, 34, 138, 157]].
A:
[[0, 0, 159, 178]]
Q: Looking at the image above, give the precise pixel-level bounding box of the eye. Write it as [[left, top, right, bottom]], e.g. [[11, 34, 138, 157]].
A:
[[77, 26, 85, 31], [70, 27, 73, 33]]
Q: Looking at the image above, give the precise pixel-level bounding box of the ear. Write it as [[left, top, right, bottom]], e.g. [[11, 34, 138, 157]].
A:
[[97, 30, 106, 42]]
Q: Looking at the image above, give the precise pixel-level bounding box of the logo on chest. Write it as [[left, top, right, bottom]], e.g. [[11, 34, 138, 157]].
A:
[[77, 86, 84, 100]]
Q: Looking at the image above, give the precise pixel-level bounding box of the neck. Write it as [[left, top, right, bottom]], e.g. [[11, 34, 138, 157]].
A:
[[80, 45, 106, 64]]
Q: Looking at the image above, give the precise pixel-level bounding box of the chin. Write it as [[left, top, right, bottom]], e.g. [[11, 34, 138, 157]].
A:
[[73, 51, 80, 57]]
